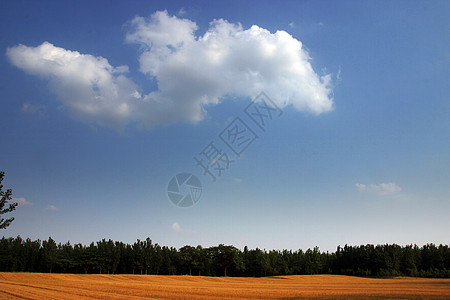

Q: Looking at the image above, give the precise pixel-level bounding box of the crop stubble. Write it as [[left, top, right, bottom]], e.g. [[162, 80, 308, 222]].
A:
[[0, 273, 449, 299]]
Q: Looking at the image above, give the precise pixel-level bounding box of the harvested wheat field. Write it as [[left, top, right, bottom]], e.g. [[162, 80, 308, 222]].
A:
[[0, 273, 450, 300]]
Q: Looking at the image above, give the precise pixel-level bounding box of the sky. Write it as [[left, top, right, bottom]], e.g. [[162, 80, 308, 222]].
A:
[[0, 0, 449, 252]]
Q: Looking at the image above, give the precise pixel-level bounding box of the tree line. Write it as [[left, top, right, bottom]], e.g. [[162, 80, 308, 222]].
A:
[[0, 236, 449, 278]]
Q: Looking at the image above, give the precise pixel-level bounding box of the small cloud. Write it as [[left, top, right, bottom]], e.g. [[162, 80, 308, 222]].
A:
[[318, 22, 324, 27], [178, 8, 186, 16], [46, 205, 59, 211], [13, 197, 32, 206], [234, 178, 242, 183], [172, 222, 181, 232], [22, 103, 46, 116], [356, 182, 402, 196], [289, 22, 295, 28]]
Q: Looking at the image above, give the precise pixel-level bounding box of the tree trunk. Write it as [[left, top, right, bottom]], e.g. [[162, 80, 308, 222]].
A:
[[224, 266, 227, 277]]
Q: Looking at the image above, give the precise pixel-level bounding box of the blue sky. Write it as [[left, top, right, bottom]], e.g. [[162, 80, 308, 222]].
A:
[[0, 0, 449, 252]]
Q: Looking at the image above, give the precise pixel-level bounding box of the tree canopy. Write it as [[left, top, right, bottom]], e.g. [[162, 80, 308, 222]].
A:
[[0, 171, 18, 229], [0, 236, 449, 278]]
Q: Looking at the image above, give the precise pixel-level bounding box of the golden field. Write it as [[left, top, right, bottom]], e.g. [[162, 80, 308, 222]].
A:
[[0, 273, 449, 299]]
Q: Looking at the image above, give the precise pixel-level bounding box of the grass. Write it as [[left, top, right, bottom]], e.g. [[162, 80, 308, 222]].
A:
[[0, 273, 449, 299]]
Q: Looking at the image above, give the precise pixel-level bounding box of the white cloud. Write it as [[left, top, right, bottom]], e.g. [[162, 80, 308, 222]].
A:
[[356, 182, 402, 196], [46, 205, 59, 211], [177, 8, 187, 16], [7, 10, 334, 130], [127, 11, 334, 126], [289, 22, 295, 28], [7, 42, 140, 130], [13, 197, 32, 206], [172, 222, 181, 232]]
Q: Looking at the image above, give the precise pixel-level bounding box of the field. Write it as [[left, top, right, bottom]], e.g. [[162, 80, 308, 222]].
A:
[[0, 273, 449, 299]]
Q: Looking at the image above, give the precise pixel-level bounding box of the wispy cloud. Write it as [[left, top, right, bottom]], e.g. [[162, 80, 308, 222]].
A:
[[13, 197, 32, 206], [46, 205, 59, 211], [356, 182, 402, 196], [22, 103, 46, 116]]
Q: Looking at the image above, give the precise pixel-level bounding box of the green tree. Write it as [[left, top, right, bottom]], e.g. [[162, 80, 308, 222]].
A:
[[160, 246, 177, 275], [0, 171, 18, 229], [0, 237, 14, 271], [132, 240, 144, 274], [210, 244, 244, 277], [151, 243, 163, 274], [194, 245, 207, 276], [24, 238, 42, 272], [142, 238, 154, 275], [42, 237, 57, 273], [57, 241, 75, 273], [11, 236, 25, 271], [179, 245, 196, 275], [84, 242, 99, 274], [401, 245, 418, 276]]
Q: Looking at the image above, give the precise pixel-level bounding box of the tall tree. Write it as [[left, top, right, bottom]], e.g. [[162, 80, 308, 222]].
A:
[[210, 244, 244, 277], [0, 171, 18, 229], [142, 238, 154, 275], [179, 245, 196, 275], [194, 245, 206, 276], [42, 237, 57, 273], [132, 240, 144, 275]]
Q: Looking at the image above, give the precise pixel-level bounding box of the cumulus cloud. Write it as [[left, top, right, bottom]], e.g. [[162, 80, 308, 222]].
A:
[[7, 42, 139, 130], [127, 11, 333, 123], [7, 10, 334, 130], [13, 197, 32, 206], [356, 183, 402, 196], [172, 222, 181, 232]]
